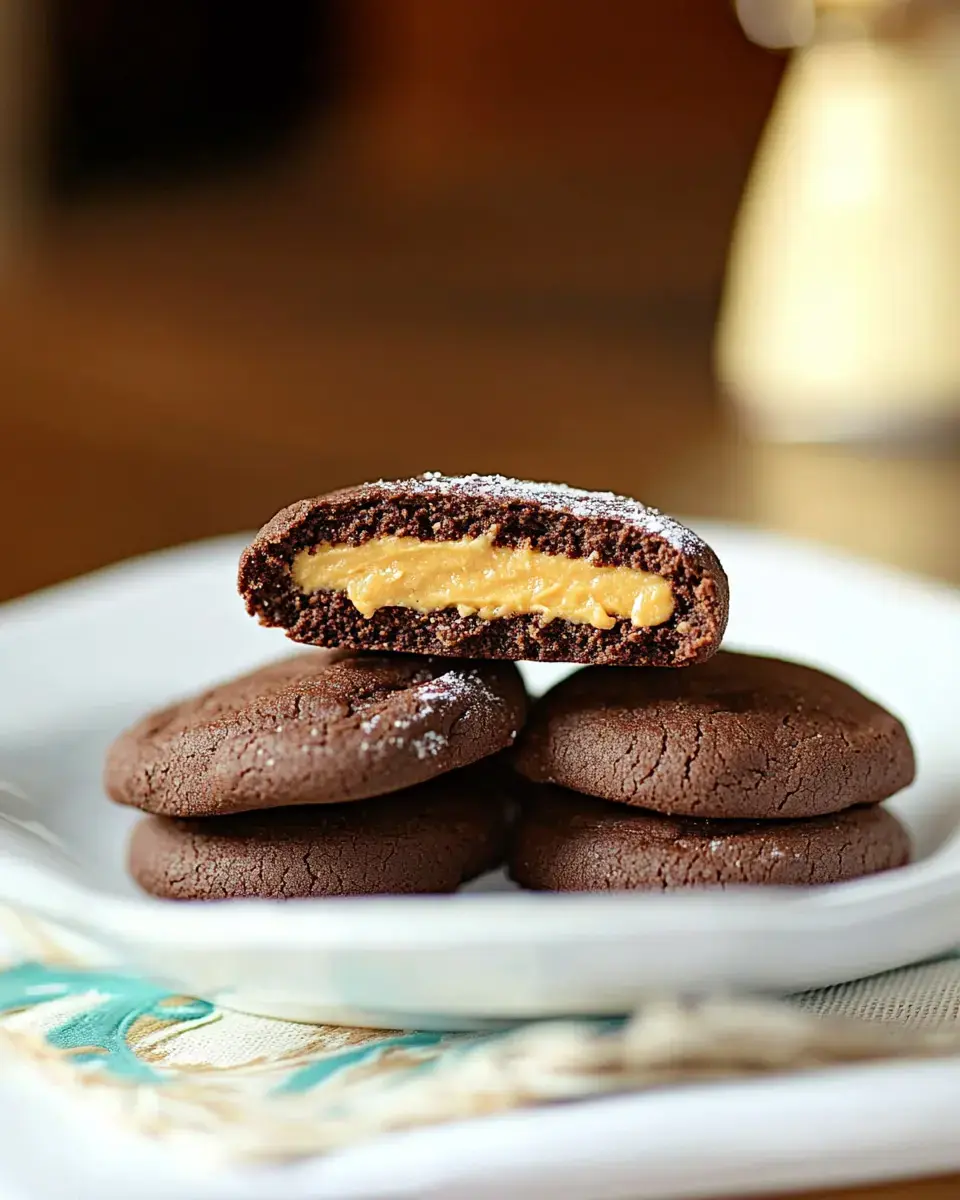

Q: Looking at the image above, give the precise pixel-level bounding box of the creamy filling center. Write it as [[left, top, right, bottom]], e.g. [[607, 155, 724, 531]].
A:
[[290, 533, 674, 630]]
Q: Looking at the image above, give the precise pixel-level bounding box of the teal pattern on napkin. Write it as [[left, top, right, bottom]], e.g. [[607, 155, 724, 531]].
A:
[[2, 956, 960, 1162], [0, 961, 484, 1092], [0, 962, 214, 1081]]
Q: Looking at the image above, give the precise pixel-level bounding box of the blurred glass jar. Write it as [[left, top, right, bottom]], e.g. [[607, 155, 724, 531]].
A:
[[716, 0, 960, 443]]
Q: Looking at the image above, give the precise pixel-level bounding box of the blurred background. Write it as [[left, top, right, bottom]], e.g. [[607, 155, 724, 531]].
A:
[[1, 0, 959, 603]]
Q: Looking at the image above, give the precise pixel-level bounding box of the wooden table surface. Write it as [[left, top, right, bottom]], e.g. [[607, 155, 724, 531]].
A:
[[0, 168, 958, 1199]]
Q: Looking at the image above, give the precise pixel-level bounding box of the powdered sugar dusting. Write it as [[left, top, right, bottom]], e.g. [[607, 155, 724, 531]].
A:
[[417, 666, 500, 708], [394, 473, 701, 553], [353, 665, 501, 760], [401, 666, 504, 756], [412, 729, 447, 759]]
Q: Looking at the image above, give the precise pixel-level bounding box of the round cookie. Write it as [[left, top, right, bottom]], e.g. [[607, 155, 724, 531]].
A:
[[513, 652, 915, 820], [106, 651, 527, 817], [509, 787, 911, 891], [130, 768, 509, 900]]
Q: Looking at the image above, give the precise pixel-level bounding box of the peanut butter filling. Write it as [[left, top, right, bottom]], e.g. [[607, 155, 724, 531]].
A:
[[290, 533, 674, 630]]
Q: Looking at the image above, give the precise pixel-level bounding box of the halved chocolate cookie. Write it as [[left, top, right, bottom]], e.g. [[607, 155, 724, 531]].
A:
[[238, 475, 728, 667], [130, 768, 509, 900], [514, 652, 915, 819], [509, 786, 911, 891], [106, 651, 526, 817]]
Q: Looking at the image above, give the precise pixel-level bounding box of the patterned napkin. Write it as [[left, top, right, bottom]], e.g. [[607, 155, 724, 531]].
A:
[[2, 910, 960, 1162]]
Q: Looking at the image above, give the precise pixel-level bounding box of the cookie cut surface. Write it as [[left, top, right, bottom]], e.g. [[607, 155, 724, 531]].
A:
[[238, 475, 729, 667]]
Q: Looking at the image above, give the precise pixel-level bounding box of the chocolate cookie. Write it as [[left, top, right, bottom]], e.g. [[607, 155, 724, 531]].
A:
[[514, 652, 915, 819], [509, 787, 911, 891], [106, 651, 527, 817], [238, 474, 728, 667], [130, 769, 509, 900]]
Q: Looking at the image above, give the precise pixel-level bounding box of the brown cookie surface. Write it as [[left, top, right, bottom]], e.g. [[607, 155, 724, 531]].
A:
[[509, 786, 911, 891], [238, 475, 728, 668], [106, 651, 527, 817], [130, 768, 509, 900], [513, 652, 915, 819]]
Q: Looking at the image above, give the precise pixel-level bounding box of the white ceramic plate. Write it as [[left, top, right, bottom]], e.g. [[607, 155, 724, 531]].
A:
[[0, 527, 959, 1030]]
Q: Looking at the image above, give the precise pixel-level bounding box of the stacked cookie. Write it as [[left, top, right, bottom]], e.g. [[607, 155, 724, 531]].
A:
[[510, 653, 914, 890], [108, 653, 527, 899], [108, 474, 914, 899]]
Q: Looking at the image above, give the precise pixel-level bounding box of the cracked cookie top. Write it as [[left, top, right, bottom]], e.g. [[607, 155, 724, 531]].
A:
[[128, 766, 510, 899], [105, 650, 527, 817], [512, 651, 915, 820], [508, 785, 911, 890]]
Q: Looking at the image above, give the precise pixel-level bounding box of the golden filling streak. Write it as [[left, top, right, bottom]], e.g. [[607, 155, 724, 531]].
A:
[[291, 533, 674, 630]]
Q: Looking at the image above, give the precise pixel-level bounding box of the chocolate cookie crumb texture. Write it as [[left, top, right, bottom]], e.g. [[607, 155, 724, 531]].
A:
[[238, 475, 729, 667]]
